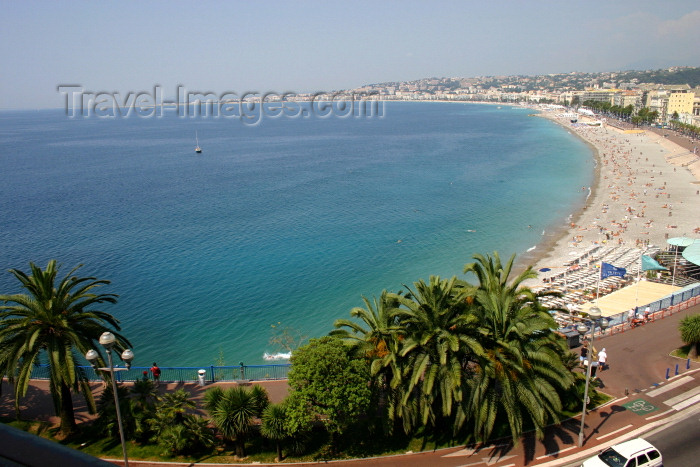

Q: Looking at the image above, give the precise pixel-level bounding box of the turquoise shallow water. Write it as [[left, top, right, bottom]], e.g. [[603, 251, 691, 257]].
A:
[[0, 103, 593, 366]]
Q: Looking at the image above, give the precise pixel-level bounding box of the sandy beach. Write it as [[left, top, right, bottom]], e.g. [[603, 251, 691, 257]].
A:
[[522, 109, 700, 289]]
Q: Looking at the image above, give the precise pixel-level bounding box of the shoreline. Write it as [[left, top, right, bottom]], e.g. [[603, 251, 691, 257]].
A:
[[513, 111, 600, 274], [517, 108, 700, 285], [513, 109, 602, 275]]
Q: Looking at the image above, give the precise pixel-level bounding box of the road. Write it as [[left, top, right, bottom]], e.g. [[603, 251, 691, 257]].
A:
[[644, 407, 700, 467], [562, 407, 700, 467]]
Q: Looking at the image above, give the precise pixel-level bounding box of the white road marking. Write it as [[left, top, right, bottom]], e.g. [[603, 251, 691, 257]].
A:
[[663, 385, 700, 406], [646, 375, 693, 397], [596, 424, 633, 440], [672, 393, 700, 411], [645, 408, 675, 420], [535, 446, 577, 459]]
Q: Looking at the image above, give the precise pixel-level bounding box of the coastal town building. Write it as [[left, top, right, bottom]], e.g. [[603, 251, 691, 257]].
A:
[[646, 90, 669, 122], [613, 90, 643, 109], [643, 86, 694, 124], [338, 67, 699, 128], [667, 89, 694, 117], [581, 88, 622, 105]]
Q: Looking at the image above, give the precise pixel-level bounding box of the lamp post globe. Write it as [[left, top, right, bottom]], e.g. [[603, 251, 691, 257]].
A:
[[121, 349, 134, 363], [99, 331, 116, 348], [588, 306, 602, 319], [577, 323, 588, 335], [85, 349, 99, 364], [121, 349, 134, 369]]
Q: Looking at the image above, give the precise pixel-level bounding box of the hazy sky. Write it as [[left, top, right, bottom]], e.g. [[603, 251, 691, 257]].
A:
[[1, 0, 699, 109]]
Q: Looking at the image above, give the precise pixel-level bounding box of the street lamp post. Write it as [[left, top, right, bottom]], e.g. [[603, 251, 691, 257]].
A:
[[577, 306, 609, 447], [86, 332, 134, 467]]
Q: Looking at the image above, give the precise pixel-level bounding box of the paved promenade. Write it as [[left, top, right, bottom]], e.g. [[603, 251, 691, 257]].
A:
[[2, 303, 699, 466]]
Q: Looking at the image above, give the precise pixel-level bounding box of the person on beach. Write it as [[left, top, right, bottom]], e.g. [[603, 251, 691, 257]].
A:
[[150, 362, 161, 386], [580, 343, 588, 363]]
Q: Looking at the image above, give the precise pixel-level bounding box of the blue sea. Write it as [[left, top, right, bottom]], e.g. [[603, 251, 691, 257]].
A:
[[0, 102, 593, 366]]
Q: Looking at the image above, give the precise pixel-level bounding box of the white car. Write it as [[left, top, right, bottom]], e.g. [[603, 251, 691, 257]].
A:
[[581, 438, 662, 467]]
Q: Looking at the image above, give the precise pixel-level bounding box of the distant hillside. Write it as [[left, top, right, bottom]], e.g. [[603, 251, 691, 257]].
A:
[[616, 67, 700, 87], [357, 66, 700, 96]]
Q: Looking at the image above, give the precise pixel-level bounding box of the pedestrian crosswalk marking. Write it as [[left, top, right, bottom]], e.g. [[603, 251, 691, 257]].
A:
[[663, 384, 700, 406], [671, 393, 700, 411], [646, 375, 693, 397]]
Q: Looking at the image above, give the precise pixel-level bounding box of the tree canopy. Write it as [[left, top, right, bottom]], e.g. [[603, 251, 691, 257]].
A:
[[285, 336, 372, 441], [333, 252, 573, 443], [679, 314, 700, 358], [0, 260, 129, 434]]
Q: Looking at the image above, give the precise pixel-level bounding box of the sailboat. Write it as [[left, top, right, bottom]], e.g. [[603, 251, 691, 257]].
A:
[[195, 131, 202, 153]]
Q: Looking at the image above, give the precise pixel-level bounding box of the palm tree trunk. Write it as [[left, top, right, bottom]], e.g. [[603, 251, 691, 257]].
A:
[[276, 441, 282, 462], [690, 343, 698, 359], [235, 438, 246, 458], [59, 382, 77, 435]]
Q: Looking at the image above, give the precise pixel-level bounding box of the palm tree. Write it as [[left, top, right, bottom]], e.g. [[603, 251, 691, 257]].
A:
[[250, 384, 270, 417], [151, 389, 195, 427], [208, 386, 257, 458], [148, 388, 196, 449], [561, 350, 581, 372], [156, 414, 214, 456], [130, 378, 158, 441], [203, 385, 225, 413], [679, 314, 700, 358], [0, 260, 129, 434], [260, 403, 288, 462], [131, 378, 158, 412], [463, 252, 572, 443], [148, 389, 214, 455], [332, 291, 402, 359], [332, 291, 405, 393], [95, 382, 135, 440], [389, 275, 483, 432]]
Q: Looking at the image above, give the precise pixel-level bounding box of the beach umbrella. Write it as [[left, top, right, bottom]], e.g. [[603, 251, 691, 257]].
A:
[[667, 237, 695, 247], [641, 255, 668, 271], [682, 242, 700, 267]]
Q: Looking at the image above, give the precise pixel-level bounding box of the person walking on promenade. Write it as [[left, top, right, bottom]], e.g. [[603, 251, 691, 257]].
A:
[[150, 362, 161, 386], [589, 345, 599, 378], [598, 348, 608, 371], [580, 342, 589, 364]]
